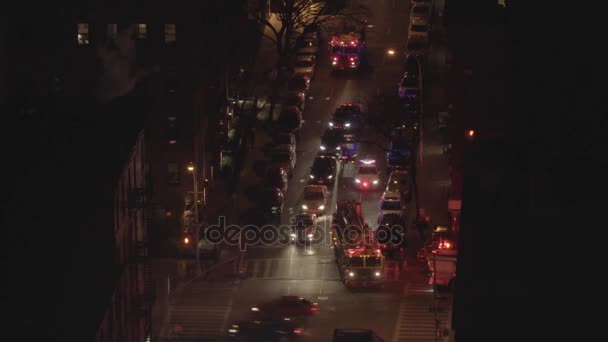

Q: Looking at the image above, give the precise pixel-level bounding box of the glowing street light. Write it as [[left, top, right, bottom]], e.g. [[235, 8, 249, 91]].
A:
[[387, 49, 396, 56]]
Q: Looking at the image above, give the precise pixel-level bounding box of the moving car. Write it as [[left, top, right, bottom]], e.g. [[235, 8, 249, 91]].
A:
[[301, 185, 329, 215], [320, 129, 346, 158], [355, 159, 380, 189], [333, 328, 385, 342], [259, 187, 285, 218], [386, 170, 412, 201], [290, 213, 318, 243], [378, 190, 407, 216], [293, 54, 316, 79], [309, 155, 337, 186], [264, 166, 289, 194], [269, 148, 296, 178], [251, 296, 319, 319], [228, 318, 304, 341], [398, 71, 419, 99], [277, 105, 303, 139], [328, 103, 365, 132]]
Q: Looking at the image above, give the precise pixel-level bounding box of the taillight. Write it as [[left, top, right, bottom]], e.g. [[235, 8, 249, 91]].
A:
[[333, 56, 338, 61], [293, 328, 303, 334]]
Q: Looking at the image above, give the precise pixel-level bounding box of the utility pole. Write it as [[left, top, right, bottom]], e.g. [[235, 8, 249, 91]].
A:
[[187, 162, 202, 275]]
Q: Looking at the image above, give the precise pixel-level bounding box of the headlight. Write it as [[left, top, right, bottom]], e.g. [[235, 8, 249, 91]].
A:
[[373, 180, 379, 184], [302, 204, 308, 210], [228, 328, 238, 334], [329, 122, 334, 126], [336, 146, 341, 150], [290, 233, 297, 238], [309, 174, 315, 179], [327, 175, 333, 179], [375, 271, 381, 277], [320, 145, 326, 150], [307, 233, 314, 239], [355, 178, 361, 183], [318, 205, 325, 210], [251, 307, 259, 311], [348, 271, 355, 278], [345, 123, 351, 127]]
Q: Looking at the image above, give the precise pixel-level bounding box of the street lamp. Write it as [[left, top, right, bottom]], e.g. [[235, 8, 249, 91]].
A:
[[187, 161, 202, 275]]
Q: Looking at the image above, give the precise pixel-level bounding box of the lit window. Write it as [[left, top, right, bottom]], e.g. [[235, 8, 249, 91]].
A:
[[77, 23, 89, 45], [107, 24, 118, 40], [168, 115, 178, 143], [168, 163, 180, 184], [164, 24, 176, 44], [137, 23, 147, 39]]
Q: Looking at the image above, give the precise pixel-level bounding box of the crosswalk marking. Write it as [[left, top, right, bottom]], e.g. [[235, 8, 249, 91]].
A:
[[241, 258, 404, 282], [392, 293, 449, 342], [165, 282, 236, 339]]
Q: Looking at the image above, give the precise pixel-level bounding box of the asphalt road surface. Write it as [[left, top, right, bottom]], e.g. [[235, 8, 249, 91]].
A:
[[163, 0, 453, 340]]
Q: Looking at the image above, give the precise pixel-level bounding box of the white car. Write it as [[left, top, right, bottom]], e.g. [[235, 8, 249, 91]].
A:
[[290, 213, 318, 243], [378, 190, 407, 216], [386, 170, 412, 201], [293, 54, 316, 79], [398, 71, 419, 99], [408, 18, 429, 42], [355, 159, 380, 190], [301, 185, 329, 215]]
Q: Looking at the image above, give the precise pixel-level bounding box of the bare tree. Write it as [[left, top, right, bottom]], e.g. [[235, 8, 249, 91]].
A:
[[248, 0, 370, 120]]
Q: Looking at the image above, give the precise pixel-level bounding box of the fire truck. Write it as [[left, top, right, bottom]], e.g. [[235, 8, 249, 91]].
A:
[[329, 32, 365, 71], [419, 225, 457, 289], [331, 200, 385, 288]]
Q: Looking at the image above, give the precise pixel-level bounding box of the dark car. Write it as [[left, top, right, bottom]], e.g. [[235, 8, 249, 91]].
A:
[[228, 318, 304, 341], [386, 150, 412, 174], [287, 75, 311, 95], [309, 156, 337, 185], [290, 213, 317, 244], [400, 93, 420, 113], [328, 104, 365, 132], [264, 166, 289, 194], [405, 54, 420, 77], [333, 328, 385, 342], [320, 129, 346, 158], [251, 296, 319, 319], [259, 187, 285, 218], [278, 105, 303, 139], [284, 92, 306, 112]]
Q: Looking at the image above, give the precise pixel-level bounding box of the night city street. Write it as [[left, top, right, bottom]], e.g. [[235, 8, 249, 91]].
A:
[[3, 1, 555, 341]]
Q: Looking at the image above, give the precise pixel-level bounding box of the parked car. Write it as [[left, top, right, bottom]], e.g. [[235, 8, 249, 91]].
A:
[[269, 147, 296, 178], [295, 36, 320, 56], [287, 75, 311, 97], [398, 71, 419, 99], [277, 105, 303, 139], [264, 166, 289, 194], [411, 3, 431, 22], [405, 37, 428, 57], [386, 170, 412, 201], [408, 18, 429, 42], [259, 187, 285, 218], [284, 92, 306, 112], [293, 54, 317, 79], [378, 190, 407, 216], [273, 132, 296, 156]]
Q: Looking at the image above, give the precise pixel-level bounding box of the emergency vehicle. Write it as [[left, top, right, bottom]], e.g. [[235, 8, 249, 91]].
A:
[[331, 200, 385, 288], [419, 225, 457, 289], [329, 32, 365, 71]]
